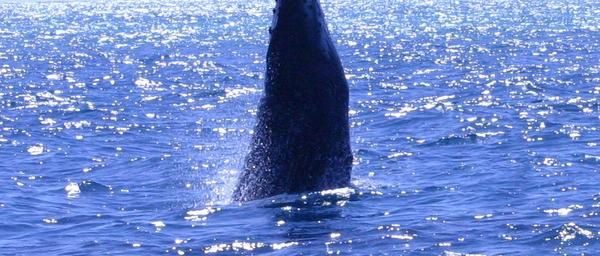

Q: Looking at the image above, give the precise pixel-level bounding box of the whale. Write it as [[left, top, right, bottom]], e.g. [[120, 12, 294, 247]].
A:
[[232, 0, 352, 201]]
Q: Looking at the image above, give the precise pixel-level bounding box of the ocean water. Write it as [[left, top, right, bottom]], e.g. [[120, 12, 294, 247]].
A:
[[1, 0, 599, 254]]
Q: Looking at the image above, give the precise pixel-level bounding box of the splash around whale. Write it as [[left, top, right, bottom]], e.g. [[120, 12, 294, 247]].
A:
[[232, 0, 352, 201]]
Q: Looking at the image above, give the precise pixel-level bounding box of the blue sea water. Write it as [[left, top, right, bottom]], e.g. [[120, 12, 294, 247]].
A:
[[1, 0, 599, 254]]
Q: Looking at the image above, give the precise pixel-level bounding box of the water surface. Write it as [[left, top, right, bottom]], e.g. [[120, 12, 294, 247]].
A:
[[1, 0, 599, 254]]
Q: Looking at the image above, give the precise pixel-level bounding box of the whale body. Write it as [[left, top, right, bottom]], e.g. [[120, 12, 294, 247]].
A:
[[232, 0, 352, 201]]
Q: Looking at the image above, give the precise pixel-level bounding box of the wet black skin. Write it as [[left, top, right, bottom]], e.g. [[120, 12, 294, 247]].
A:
[[232, 0, 352, 201]]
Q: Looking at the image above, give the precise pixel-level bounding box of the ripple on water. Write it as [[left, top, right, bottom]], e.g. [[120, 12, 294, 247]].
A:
[[27, 144, 45, 155]]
